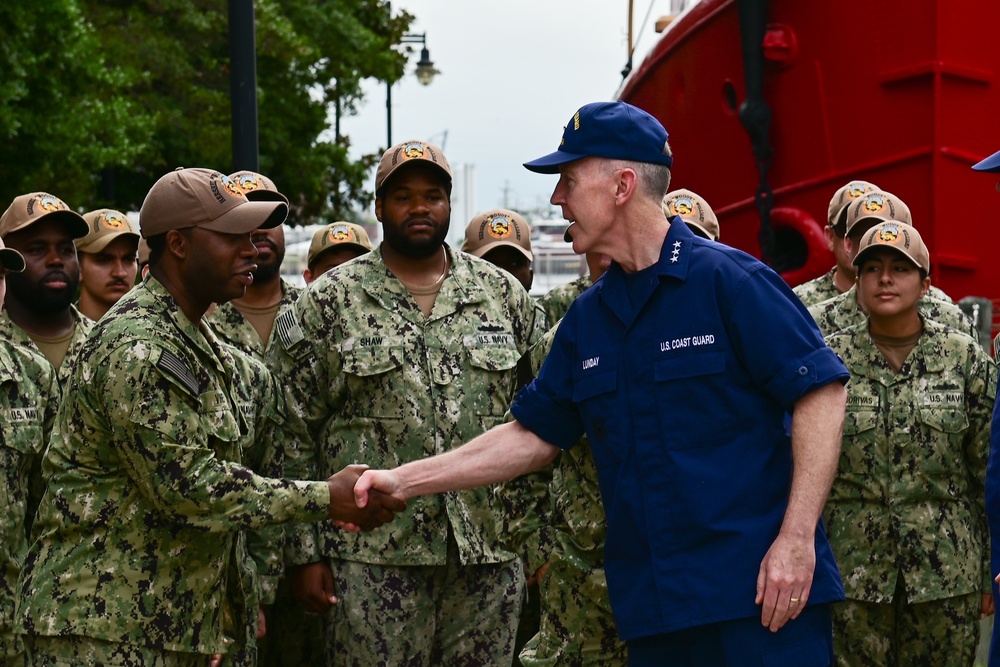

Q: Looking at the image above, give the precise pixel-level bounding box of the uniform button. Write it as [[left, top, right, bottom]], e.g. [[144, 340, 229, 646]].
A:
[[798, 366, 808, 376]]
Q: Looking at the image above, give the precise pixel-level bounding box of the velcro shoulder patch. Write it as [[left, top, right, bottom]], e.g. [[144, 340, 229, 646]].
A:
[[156, 349, 200, 396], [274, 309, 305, 349]]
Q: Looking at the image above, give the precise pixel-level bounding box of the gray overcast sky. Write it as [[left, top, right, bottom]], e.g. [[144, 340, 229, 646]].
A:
[[341, 0, 676, 218]]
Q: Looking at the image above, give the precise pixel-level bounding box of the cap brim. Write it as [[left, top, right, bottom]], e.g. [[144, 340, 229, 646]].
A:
[[201, 201, 288, 234], [378, 161, 452, 193], [310, 242, 370, 264], [524, 150, 589, 174], [244, 190, 291, 206], [845, 215, 891, 238], [0, 247, 25, 272], [684, 221, 718, 242], [853, 243, 923, 271], [77, 231, 141, 254], [973, 149, 1000, 172], [7, 211, 90, 240], [474, 241, 533, 262]]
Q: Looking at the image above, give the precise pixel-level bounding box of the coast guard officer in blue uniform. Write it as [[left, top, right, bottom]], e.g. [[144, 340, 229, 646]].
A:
[[974, 146, 1000, 667], [354, 101, 850, 666]]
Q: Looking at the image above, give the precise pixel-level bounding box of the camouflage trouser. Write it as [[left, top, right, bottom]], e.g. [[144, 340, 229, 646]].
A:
[[24, 635, 209, 667], [519, 556, 625, 667], [832, 584, 980, 667], [256, 575, 326, 667], [1, 631, 24, 667], [325, 541, 524, 667]]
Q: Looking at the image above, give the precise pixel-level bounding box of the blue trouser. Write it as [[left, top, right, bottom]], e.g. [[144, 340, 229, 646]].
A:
[[626, 604, 833, 667]]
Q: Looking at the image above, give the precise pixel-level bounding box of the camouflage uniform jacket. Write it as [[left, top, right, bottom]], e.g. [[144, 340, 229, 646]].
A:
[[824, 319, 996, 604], [0, 306, 93, 388], [269, 246, 546, 567], [209, 278, 303, 357], [17, 275, 330, 655], [537, 275, 592, 327], [226, 345, 295, 606], [808, 285, 976, 339], [208, 277, 305, 604], [792, 267, 840, 307], [0, 342, 57, 640]]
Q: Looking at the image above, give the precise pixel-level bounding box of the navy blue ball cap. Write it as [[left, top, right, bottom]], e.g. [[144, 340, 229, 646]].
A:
[[972, 148, 1000, 172], [524, 101, 673, 174]]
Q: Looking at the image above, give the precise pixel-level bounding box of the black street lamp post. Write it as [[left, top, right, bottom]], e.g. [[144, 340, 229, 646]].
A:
[[387, 32, 440, 148]]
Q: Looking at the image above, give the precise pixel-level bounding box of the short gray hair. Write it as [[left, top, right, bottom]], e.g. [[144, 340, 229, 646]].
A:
[[604, 156, 672, 201]]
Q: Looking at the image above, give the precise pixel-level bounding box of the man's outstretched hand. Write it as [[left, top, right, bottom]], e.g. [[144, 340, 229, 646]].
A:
[[353, 468, 405, 511], [327, 464, 406, 531]]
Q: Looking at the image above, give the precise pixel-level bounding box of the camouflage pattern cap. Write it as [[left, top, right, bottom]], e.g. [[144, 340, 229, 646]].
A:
[[139, 167, 287, 238], [827, 180, 878, 230], [853, 221, 930, 273], [307, 222, 373, 265], [374, 141, 451, 193], [662, 188, 720, 241], [844, 190, 912, 238], [0, 235, 25, 272], [0, 192, 88, 240], [228, 170, 290, 206], [76, 209, 140, 254], [461, 209, 533, 261]]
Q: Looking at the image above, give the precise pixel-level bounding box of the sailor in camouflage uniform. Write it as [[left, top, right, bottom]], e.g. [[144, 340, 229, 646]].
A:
[[209, 171, 303, 358], [842, 189, 954, 303], [16, 168, 402, 667], [793, 180, 878, 307], [808, 189, 970, 337], [498, 323, 626, 667], [0, 192, 93, 388], [0, 239, 58, 667], [824, 221, 995, 667], [209, 172, 325, 667], [269, 141, 545, 667]]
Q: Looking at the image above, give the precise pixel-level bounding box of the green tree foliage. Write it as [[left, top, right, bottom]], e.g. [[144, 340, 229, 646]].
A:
[[1, 0, 413, 222], [0, 0, 155, 211]]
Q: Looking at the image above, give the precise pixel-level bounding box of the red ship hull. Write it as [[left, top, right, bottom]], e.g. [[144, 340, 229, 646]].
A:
[[618, 0, 1000, 305]]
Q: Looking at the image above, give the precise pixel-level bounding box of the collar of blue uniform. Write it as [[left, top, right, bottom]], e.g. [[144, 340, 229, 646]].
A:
[[594, 219, 694, 327], [599, 216, 694, 288]]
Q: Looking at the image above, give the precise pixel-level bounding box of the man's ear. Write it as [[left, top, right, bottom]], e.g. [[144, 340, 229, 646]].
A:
[[615, 167, 638, 205], [165, 229, 189, 260]]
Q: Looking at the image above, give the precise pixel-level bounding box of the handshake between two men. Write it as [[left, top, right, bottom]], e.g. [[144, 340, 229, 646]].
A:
[[326, 464, 408, 532]]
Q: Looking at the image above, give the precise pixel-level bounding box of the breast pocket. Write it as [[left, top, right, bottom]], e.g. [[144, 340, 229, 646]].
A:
[[467, 345, 520, 411], [573, 368, 624, 467], [342, 347, 405, 420], [199, 390, 242, 461], [918, 397, 969, 477], [653, 351, 731, 450], [839, 404, 880, 481], [0, 418, 41, 519]]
